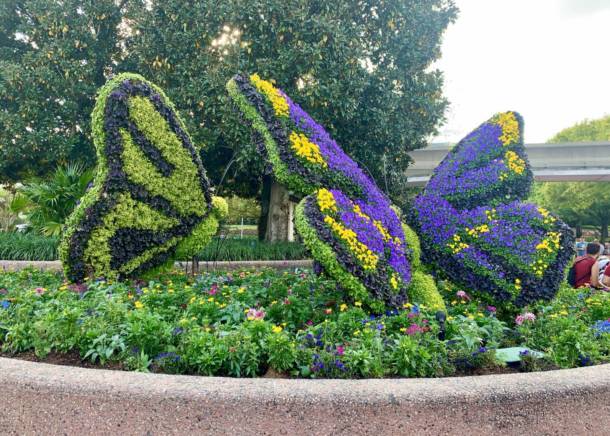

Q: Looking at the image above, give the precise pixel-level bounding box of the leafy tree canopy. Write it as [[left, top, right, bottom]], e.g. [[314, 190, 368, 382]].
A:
[[1, 0, 458, 204], [535, 115, 610, 240], [549, 115, 610, 143], [0, 0, 128, 182]]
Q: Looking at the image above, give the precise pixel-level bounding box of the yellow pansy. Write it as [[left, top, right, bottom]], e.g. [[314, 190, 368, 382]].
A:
[[289, 132, 327, 167], [249, 73, 289, 117], [493, 112, 519, 146]]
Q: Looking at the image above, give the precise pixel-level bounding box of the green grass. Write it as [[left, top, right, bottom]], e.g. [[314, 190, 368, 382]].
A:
[[0, 232, 307, 262], [198, 237, 307, 261], [0, 232, 59, 261]]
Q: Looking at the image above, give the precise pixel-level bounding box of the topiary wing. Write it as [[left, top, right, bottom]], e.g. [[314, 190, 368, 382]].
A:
[[60, 73, 216, 282], [410, 113, 574, 306], [228, 73, 414, 308]]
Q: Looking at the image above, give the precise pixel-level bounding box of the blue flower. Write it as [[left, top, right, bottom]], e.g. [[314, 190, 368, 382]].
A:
[[154, 352, 181, 363], [592, 319, 610, 336], [0, 300, 10, 309]]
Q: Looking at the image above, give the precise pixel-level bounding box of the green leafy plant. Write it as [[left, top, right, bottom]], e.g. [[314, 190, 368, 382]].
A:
[[13, 164, 94, 237]]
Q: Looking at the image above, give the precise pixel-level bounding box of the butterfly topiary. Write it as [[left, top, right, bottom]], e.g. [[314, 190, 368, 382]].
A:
[[60, 73, 226, 282], [227, 73, 444, 310], [409, 112, 574, 307]]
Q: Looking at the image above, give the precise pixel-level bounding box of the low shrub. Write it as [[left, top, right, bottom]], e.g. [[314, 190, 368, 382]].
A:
[[0, 233, 306, 262], [0, 232, 58, 261]]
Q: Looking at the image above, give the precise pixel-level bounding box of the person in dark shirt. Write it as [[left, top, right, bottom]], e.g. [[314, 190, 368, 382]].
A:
[[573, 242, 603, 288]]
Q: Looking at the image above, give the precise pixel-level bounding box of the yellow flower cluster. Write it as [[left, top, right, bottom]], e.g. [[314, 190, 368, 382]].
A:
[[485, 208, 497, 221], [493, 112, 520, 146], [389, 273, 399, 290], [289, 131, 327, 167], [536, 231, 560, 253], [447, 234, 469, 254], [514, 278, 522, 291], [352, 204, 395, 244], [324, 215, 378, 270], [532, 231, 561, 276], [317, 188, 337, 213], [538, 207, 556, 225], [249, 73, 289, 117], [504, 150, 526, 175], [353, 204, 367, 219], [531, 259, 549, 278], [464, 224, 490, 238]]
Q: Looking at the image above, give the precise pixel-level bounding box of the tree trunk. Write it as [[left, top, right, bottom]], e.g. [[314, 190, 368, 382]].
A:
[[261, 179, 295, 242], [258, 175, 272, 241], [575, 225, 582, 238], [602, 220, 609, 243]]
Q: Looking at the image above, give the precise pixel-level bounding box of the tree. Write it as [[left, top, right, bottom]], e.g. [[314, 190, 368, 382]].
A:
[[122, 0, 458, 238], [0, 0, 127, 183], [1, 1, 457, 240], [535, 116, 610, 241], [549, 115, 610, 142]]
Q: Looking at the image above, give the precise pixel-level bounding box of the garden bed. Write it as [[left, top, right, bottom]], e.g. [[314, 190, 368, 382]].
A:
[[1, 268, 608, 379]]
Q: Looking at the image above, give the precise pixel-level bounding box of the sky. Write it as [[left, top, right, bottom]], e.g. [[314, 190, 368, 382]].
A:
[[433, 0, 610, 144]]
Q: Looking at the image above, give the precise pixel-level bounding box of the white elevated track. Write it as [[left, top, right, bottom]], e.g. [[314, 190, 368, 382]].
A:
[[406, 142, 610, 186]]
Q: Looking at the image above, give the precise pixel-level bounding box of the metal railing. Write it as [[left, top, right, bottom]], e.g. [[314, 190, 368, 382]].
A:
[[406, 142, 610, 185]]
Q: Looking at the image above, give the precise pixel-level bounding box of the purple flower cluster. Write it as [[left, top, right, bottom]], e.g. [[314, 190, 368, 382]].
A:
[[331, 189, 410, 282], [426, 115, 532, 209], [410, 112, 574, 306], [281, 92, 403, 241]]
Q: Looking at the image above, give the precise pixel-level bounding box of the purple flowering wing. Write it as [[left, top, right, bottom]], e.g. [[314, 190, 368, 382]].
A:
[[426, 112, 532, 209], [227, 74, 412, 306], [410, 113, 574, 306], [296, 189, 410, 307]]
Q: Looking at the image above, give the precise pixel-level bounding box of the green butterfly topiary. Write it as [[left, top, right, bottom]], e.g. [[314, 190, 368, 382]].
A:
[[60, 73, 226, 282]]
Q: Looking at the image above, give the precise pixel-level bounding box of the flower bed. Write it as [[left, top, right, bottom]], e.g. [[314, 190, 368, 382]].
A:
[[1, 268, 608, 377]]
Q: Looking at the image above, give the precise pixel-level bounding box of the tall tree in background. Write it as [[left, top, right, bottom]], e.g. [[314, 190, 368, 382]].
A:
[[0, 1, 127, 182], [1, 1, 457, 239], [122, 0, 457, 239], [535, 115, 610, 241]]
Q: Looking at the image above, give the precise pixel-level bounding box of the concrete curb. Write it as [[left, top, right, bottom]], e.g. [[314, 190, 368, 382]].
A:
[[0, 357, 608, 435], [0, 259, 313, 273]]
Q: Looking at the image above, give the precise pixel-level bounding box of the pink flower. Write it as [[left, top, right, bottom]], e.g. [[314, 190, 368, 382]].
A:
[[523, 312, 536, 322], [487, 306, 497, 313], [407, 312, 417, 319], [246, 308, 265, 320], [406, 324, 423, 335], [306, 320, 313, 326], [456, 290, 470, 300], [284, 298, 291, 305], [208, 284, 218, 296], [0, 288, 7, 295], [515, 312, 535, 325], [35, 287, 45, 295], [336, 345, 344, 356]]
